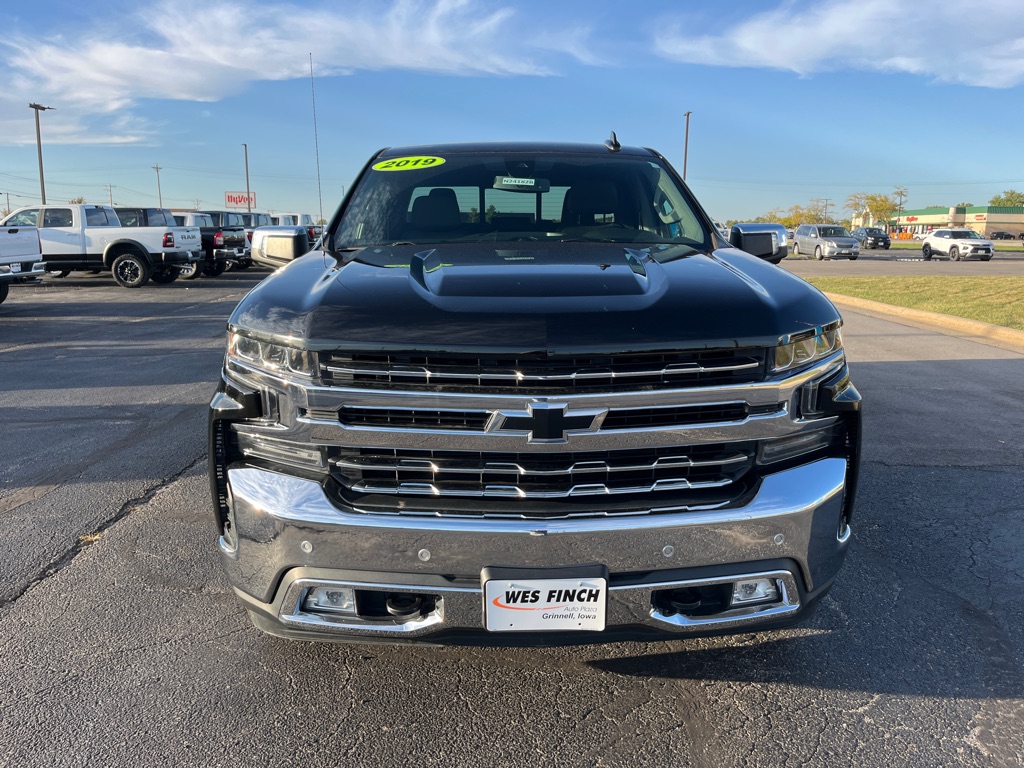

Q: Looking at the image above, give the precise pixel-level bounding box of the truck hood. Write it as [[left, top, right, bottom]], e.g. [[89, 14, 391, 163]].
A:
[[230, 243, 840, 351]]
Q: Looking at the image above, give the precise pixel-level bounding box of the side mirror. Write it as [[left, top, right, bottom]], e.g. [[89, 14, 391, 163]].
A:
[[730, 231, 778, 260]]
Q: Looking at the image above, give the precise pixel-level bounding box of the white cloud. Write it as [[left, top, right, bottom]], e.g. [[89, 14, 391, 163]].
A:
[[654, 0, 1024, 88], [0, 0, 589, 145]]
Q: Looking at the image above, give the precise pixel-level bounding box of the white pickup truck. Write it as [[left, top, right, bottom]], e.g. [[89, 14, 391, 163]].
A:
[[0, 224, 46, 304], [0, 204, 202, 287]]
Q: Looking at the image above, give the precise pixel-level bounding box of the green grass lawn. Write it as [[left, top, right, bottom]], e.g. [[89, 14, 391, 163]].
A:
[[888, 240, 1021, 251], [806, 277, 1024, 330]]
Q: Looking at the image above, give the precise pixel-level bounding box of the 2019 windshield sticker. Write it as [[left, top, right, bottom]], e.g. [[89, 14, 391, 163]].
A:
[[372, 156, 446, 171]]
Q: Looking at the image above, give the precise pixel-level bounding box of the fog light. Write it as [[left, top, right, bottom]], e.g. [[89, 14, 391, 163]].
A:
[[303, 586, 356, 615], [730, 578, 779, 606]]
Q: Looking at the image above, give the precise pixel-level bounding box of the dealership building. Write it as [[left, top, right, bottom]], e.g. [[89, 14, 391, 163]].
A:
[[854, 205, 1024, 237]]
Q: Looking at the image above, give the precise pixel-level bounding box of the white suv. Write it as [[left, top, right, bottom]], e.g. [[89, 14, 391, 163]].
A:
[[921, 229, 994, 261]]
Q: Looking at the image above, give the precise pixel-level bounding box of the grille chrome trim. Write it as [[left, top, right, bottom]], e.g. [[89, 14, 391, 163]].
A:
[[333, 451, 749, 475], [349, 476, 735, 499]]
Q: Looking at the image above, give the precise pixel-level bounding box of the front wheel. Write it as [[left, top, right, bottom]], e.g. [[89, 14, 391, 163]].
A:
[[949, 246, 961, 261], [922, 244, 932, 260], [47, 269, 71, 278], [814, 246, 824, 260], [203, 261, 228, 277], [111, 252, 151, 288], [792, 242, 800, 256], [178, 262, 200, 280], [0, 283, 8, 304], [150, 267, 180, 284]]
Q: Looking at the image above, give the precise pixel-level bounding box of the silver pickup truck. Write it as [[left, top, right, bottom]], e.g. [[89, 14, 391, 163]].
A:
[[0, 224, 46, 305], [1, 204, 201, 287]]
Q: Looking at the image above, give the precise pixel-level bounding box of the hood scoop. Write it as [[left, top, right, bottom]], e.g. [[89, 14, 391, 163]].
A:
[[407, 247, 666, 313]]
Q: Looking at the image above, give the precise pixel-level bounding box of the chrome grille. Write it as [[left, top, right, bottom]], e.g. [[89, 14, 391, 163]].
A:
[[329, 444, 755, 510], [321, 349, 767, 394]]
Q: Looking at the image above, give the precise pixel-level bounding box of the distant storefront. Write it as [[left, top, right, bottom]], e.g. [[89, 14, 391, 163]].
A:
[[854, 206, 1024, 237]]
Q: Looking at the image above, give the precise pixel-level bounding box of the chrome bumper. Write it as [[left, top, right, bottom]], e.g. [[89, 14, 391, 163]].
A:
[[0, 260, 47, 282], [221, 457, 852, 641]]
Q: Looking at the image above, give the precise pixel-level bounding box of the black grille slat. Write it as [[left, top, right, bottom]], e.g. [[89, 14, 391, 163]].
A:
[[321, 349, 767, 394]]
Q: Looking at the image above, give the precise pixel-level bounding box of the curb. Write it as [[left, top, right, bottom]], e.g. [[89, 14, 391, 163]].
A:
[[824, 293, 1024, 353]]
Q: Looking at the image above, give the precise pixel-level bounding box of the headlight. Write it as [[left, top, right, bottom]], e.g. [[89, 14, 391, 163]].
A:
[[227, 332, 316, 377], [773, 327, 843, 372], [824, 240, 836, 247]]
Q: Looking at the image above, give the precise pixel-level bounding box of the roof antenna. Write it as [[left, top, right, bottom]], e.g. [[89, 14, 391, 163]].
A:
[[309, 53, 326, 257], [605, 131, 621, 152]]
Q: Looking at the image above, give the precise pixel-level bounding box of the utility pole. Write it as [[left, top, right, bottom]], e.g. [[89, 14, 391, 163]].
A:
[[894, 185, 907, 233], [683, 111, 692, 183], [822, 198, 832, 222], [153, 164, 163, 208], [242, 144, 252, 213], [28, 103, 54, 204], [107, 183, 114, 206]]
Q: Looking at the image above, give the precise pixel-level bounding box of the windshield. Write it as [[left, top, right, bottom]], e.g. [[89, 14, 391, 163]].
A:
[[820, 227, 851, 238], [865, 228, 884, 235], [333, 151, 710, 250], [952, 230, 982, 239]]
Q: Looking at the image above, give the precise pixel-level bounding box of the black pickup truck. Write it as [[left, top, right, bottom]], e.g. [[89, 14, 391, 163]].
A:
[[171, 211, 249, 278], [209, 139, 862, 645]]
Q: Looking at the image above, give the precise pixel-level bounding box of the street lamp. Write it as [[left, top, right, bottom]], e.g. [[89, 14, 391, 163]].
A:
[[242, 143, 252, 213], [28, 103, 54, 204]]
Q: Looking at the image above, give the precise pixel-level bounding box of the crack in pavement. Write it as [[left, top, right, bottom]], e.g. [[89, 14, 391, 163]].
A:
[[0, 453, 208, 612]]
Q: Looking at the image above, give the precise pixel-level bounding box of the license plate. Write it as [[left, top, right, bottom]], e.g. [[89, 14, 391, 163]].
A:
[[839, 250, 849, 255], [484, 576, 607, 632], [10, 263, 20, 273]]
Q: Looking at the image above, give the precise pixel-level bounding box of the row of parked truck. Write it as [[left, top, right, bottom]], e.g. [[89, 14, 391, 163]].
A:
[[0, 204, 320, 301]]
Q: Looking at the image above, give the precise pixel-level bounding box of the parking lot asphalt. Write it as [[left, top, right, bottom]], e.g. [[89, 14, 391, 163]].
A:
[[1, 268, 1023, 767]]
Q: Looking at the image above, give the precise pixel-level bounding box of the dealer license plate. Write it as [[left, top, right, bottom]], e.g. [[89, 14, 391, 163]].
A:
[[10, 263, 20, 273], [484, 576, 607, 632]]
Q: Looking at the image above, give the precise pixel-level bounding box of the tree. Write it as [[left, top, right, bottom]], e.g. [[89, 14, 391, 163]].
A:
[[988, 189, 1024, 207], [68, 196, 85, 204], [844, 192, 868, 216], [864, 193, 898, 228], [954, 202, 974, 208]]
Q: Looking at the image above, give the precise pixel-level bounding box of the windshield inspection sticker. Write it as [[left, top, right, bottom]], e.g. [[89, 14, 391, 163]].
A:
[[371, 156, 445, 171]]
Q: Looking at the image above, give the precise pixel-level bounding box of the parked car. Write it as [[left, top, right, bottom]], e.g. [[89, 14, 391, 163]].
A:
[[197, 210, 252, 270], [989, 231, 1014, 240], [0, 223, 45, 304], [170, 211, 248, 278], [792, 224, 860, 260], [209, 139, 861, 645], [271, 212, 321, 243], [240, 212, 274, 250], [1, 204, 199, 287], [851, 227, 891, 250], [114, 207, 202, 283], [921, 229, 994, 261], [728, 222, 788, 264]]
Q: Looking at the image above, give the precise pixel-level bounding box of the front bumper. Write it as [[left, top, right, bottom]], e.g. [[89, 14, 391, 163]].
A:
[[822, 246, 859, 258], [0, 259, 47, 283], [218, 457, 853, 643]]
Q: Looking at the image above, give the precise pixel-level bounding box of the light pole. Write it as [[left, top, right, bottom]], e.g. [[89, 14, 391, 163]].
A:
[[28, 103, 54, 204], [153, 164, 163, 208], [683, 111, 692, 182], [242, 143, 252, 213]]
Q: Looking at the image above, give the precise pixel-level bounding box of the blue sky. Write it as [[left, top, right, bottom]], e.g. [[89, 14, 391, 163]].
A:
[[2, 0, 1023, 222]]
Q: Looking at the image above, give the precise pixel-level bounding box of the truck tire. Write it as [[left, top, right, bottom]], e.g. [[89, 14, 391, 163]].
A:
[[203, 261, 227, 277], [0, 283, 8, 304], [179, 262, 200, 280], [150, 267, 180, 284], [111, 252, 152, 288]]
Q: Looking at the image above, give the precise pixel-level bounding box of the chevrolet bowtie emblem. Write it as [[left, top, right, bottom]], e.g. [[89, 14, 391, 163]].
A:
[[486, 402, 608, 443]]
